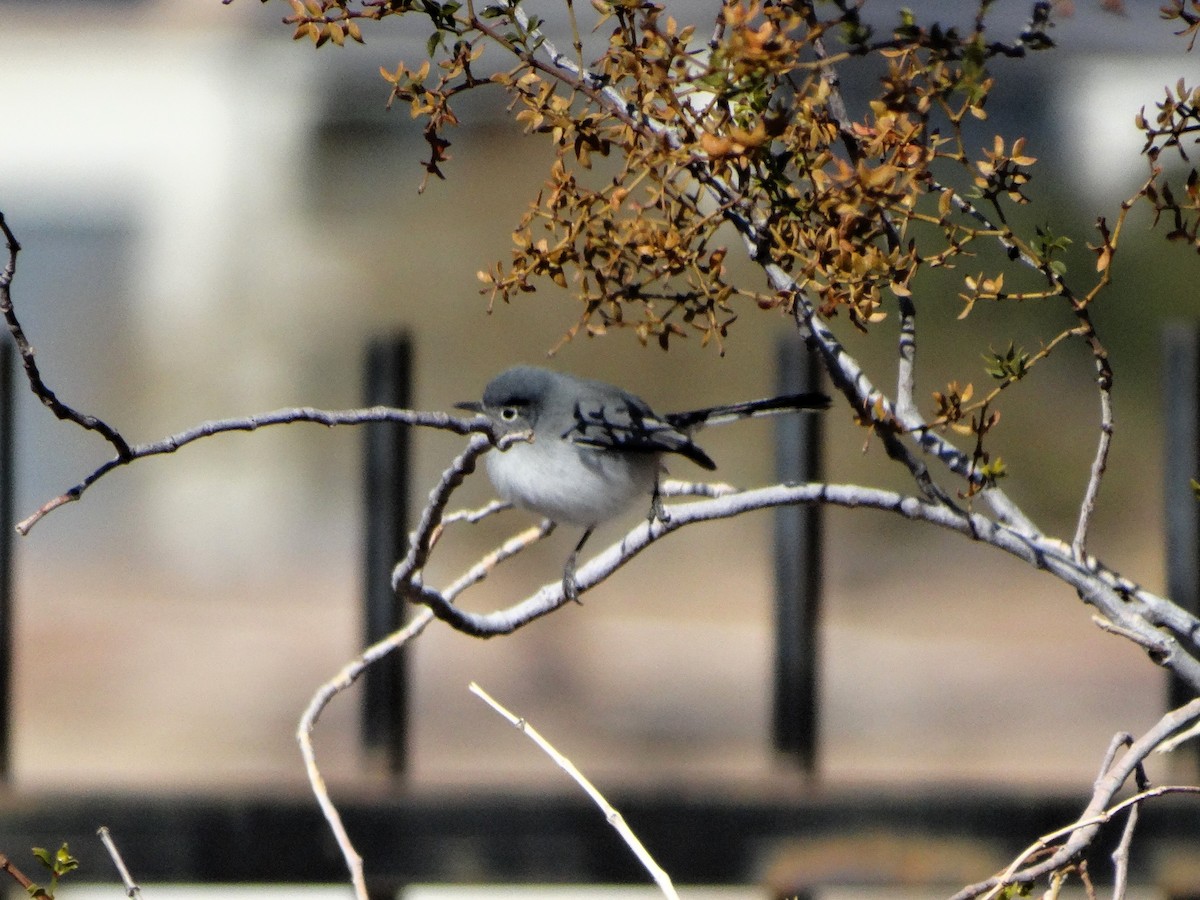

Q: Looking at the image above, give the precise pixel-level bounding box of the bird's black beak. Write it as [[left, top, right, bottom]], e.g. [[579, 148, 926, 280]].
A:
[[455, 400, 484, 413]]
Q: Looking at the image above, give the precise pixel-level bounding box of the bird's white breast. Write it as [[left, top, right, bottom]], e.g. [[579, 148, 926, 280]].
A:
[[486, 437, 660, 527]]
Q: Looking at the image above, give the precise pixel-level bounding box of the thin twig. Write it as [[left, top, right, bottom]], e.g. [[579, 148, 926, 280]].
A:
[[298, 607, 436, 900], [300, 433, 526, 896], [17, 407, 494, 535], [440, 499, 513, 526], [956, 699, 1200, 900], [978, 785, 1199, 900], [0, 212, 132, 459], [1091, 615, 1171, 653], [1070, 317, 1114, 559], [300, 431, 520, 899], [469, 682, 680, 900], [1109, 801, 1138, 900], [97, 826, 143, 899], [1158, 717, 1200, 753], [0, 852, 48, 898], [1095, 732, 1133, 784], [922, 179, 1115, 557], [472, 7, 665, 144], [391, 431, 518, 594]]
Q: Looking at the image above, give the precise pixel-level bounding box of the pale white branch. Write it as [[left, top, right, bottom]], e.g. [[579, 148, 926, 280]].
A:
[[469, 681, 680, 900], [1158, 718, 1200, 754], [978, 784, 1199, 900], [955, 700, 1200, 899], [659, 477, 740, 498], [97, 826, 142, 899], [1110, 800, 1138, 900], [442, 499, 513, 526], [298, 608, 435, 900], [410, 479, 1200, 693]]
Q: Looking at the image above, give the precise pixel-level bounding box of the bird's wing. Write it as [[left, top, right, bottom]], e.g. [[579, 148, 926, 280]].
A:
[[562, 397, 717, 470]]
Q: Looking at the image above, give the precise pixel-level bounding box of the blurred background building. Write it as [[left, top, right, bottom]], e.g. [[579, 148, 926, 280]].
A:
[[0, 0, 1198, 893]]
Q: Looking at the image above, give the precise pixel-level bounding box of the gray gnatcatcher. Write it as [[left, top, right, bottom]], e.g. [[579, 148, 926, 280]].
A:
[[457, 366, 828, 600]]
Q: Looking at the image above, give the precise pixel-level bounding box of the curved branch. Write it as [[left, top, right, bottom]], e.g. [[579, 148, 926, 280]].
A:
[[17, 407, 496, 535], [0, 212, 132, 460], [301, 436, 526, 899], [403, 478, 1200, 694], [298, 607, 436, 900]]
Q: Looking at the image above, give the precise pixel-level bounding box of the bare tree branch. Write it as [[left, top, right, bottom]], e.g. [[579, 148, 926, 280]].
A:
[[0, 212, 132, 460], [0, 852, 48, 899], [16, 407, 496, 535], [954, 699, 1200, 899], [470, 681, 680, 900], [396, 474, 1200, 698], [298, 607, 436, 900], [97, 826, 143, 899], [1109, 800, 1138, 900]]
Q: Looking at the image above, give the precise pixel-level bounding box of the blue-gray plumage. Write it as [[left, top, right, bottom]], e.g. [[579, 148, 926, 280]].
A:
[[457, 365, 828, 599]]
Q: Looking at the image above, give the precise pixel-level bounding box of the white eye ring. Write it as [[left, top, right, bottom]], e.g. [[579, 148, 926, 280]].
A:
[[500, 407, 519, 421]]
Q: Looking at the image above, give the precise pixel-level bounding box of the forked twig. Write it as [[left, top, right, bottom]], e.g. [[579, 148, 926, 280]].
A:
[[977, 784, 1200, 900], [300, 431, 521, 897], [17, 407, 492, 535], [957, 698, 1200, 899]]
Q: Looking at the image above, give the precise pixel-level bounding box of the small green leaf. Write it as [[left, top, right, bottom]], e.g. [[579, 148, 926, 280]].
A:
[[983, 343, 1030, 381], [979, 456, 1008, 483], [52, 846, 78, 876]]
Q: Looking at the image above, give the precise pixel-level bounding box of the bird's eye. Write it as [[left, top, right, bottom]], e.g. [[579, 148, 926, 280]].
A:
[[500, 407, 519, 421]]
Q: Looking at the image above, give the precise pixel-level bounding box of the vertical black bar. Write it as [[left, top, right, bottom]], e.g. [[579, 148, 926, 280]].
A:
[[361, 334, 412, 775], [0, 341, 12, 781], [772, 334, 824, 774], [1163, 324, 1200, 767]]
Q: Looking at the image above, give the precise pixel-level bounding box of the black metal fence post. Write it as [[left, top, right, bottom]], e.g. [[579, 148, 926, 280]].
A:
[[772, 334, 825, 775], [361, 334, 413, 776], [1163, 322, 1200, 779]]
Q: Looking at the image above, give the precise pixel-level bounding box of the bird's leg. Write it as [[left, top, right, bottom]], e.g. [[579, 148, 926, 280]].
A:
[[649, 476, 670, 524], [563, 526, 594, 604]]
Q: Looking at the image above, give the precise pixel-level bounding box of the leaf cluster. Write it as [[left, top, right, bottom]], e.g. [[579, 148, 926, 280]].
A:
[[258, 0, 1080, 351], [250, 0, 1198, 478], [1137, 76, 1200, 249], [27, 844, 77, 899]]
